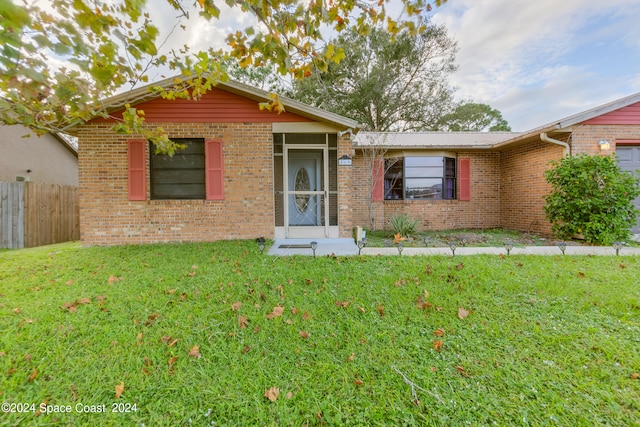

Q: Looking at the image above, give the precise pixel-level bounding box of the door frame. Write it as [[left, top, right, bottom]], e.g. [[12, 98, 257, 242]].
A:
[[284, 144, 329, 238]]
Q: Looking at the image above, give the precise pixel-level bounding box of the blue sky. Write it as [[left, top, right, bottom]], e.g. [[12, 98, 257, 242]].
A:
[[431, 0, 640, 130], [140, 0, 640, 132]]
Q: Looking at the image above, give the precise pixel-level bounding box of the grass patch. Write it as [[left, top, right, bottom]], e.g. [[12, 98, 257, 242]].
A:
[[1, 241, 639, 426]]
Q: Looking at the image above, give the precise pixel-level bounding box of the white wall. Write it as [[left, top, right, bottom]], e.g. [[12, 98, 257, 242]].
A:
[[0, 125, 78, 186]]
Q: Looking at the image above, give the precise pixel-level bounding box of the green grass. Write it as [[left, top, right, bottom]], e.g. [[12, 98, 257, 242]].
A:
[[1, 241, 639, 426]]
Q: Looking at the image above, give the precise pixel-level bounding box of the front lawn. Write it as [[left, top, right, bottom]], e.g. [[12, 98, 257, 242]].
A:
[[1, 241, 639, 426]]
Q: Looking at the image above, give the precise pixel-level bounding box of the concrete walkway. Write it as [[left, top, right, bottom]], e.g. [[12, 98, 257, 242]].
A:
[[269, 239, 640, 256]]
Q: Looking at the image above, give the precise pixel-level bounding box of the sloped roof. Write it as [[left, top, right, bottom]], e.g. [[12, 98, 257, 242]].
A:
[[92, 76, 359, 131], [355, 91, 640, 151], [488, 92, 640, 150], [354, 131, 521, 150]]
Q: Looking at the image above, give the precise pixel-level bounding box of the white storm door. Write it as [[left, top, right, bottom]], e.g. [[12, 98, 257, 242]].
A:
[[284, 148, 328, 237]]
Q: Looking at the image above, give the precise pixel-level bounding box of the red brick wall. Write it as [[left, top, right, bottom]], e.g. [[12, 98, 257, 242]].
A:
[[351, 151, 501, 232], [498, 141, 564, 235], [570, 124, 640, 155], [337, 136, 355, 237], [78, 122, 275, 245]]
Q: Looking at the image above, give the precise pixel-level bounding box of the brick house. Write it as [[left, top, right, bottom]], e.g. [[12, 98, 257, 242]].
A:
[[353, 92, 640, 236], [73, 79, 640, 245]]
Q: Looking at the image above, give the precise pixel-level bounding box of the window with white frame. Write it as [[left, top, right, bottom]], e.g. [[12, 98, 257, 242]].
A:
[[384, 156, 456, 200]]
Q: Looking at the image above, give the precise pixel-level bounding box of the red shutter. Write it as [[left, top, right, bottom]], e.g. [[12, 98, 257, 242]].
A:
[[459, 158, 471, 201], [128, 139, 146, 201], [205, 139, 224, 200], [372, 158, 384, 201]]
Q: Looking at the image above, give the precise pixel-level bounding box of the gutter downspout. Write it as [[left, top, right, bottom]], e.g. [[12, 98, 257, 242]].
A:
[[540, 132, 570, 156]]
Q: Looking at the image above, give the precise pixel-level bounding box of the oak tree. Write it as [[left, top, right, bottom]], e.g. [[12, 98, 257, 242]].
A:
[[0, 0, 447, 153]]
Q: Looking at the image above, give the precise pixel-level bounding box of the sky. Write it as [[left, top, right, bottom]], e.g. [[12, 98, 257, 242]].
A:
[[108, 0, 640, 132], [430, 0, 640, 131]]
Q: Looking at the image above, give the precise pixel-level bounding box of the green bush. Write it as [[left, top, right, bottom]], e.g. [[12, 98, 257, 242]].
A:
[[544, 154, 640, 244], [389, 213, 420, 237]]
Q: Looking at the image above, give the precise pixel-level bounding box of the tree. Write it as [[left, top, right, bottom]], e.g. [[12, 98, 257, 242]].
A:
[[433, 102, 511, 131], [544, 154, 640, 245], [287, 19, 458, 131], [0, 0, 448, 154]]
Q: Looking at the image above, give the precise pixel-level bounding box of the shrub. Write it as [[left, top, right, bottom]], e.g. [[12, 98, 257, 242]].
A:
[[389, 213, 420, 237], [544, 154, 640, 244]]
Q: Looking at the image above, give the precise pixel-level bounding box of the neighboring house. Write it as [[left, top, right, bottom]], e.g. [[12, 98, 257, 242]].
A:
[[0, 124, 78, 186], [71, 78, 640, 246]]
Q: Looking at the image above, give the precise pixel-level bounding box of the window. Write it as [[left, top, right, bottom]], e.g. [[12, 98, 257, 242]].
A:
[[384, 157, 456, 200], [150, 138, 206, 200]]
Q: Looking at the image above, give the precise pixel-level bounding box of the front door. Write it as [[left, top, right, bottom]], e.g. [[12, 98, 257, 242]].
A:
[[285, 148, 328, 237]]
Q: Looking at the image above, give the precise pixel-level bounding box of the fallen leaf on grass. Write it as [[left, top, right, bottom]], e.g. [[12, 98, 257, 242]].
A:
[[145, 312, 160, 326], [231, 301, 242, 311], [630, 373, 639, 379], [433, 340, 443, 352], [299, 331, 309, 339], [28, 368, 38, 381], [577, 272, 586, 278], [377, 305, 385, 317], [302, 311, 311, 321], [168, 356, 178, 366], [455, 365, 470, 377], [433, 328, 445, 337], [188, 345, 201, 358], [455, 262, 464, 270], [115, 382, 124, 399], [457, 307, 470, 320], [264, 386, 280, 402], [61, 299, 91, 313], [242, 345, 251, 354], [335, 300, 350, 308], [286, 391, 293, 399], [347, 353, 355, 362], [238, 315, 248, 329], [353, 378, 364, 386], [266, 306, 284, 319], [108, 275, 122, 284], [65, 280, 74, 285], [13, 308, 20, 314], [415, 296, 431, 310]]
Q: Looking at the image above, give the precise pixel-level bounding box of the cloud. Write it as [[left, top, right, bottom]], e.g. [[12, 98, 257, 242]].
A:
[[432, 0, 640, 130]]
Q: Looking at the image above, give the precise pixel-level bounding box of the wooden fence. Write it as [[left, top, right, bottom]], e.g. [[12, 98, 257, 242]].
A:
[[0, 182, 79, 249]]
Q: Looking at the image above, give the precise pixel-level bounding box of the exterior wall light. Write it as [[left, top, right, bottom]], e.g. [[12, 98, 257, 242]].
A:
[[598, 140, 611, 150], [397, 243, 404, 255], [423, 236, 430, 247], [310, 241, 318, 257]]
